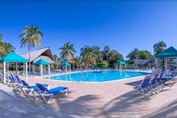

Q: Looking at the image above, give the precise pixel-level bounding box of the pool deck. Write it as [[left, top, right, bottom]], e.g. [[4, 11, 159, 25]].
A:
[[1, 71, 177, 118]]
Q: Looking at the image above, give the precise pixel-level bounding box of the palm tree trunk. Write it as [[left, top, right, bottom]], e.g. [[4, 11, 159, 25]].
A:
[[28, 46, 31, 72], [85, 63, 88, 69]]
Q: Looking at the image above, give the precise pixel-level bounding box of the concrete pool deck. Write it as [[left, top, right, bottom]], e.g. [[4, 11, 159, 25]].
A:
[[1, 73, 177, 118]]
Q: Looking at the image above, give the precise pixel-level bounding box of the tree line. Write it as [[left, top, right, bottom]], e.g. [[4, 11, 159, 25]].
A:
[[0, 25, 167, 69], [58, 43, 123, 69]]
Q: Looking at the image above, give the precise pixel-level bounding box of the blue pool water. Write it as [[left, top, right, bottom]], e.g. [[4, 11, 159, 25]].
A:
[[44, 70, 150, 82]]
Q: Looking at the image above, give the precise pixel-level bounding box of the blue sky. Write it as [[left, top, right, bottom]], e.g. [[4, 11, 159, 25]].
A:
[[0, 0, 177, 58]]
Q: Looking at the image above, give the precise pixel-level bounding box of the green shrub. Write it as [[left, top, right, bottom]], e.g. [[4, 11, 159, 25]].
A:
[[97, 61, 109, 68]]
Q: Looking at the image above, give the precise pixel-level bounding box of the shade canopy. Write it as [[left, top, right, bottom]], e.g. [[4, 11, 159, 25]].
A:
[[116, 61, 126, 65], [155, 46, 177, 58], [33, 59, 49, 65], [0, 52, 28, 63], [59, 61, 71, 66]]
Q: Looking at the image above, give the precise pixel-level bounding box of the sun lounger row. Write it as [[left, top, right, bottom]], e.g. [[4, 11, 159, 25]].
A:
[[3, 74, 69, 104], [134, 72, 177, 97]]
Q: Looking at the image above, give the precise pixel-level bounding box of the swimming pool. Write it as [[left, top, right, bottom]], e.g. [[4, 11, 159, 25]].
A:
[[43, 70, 150, 82]]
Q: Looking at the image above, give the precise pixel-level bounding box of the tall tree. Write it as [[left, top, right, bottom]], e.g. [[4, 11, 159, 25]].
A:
[[53, 54, 59, 62], [97, 52, 103, 62], [3, 42, 15, 55], [126, 48, 140, 60], [59, 42, 76, 60], [19, 25, 43, 71], [153, 41, 167, 55], [92, 46, 100, 55], [107, 50, 123, 67], [92, 46, 103, 63], [0, 34, 5, 56], [103, 45, 110, 60], [0, 34, 3, 42], [139, 50, 154, 59], [74, 57, 84, 69], [80, 46, 97, 68]]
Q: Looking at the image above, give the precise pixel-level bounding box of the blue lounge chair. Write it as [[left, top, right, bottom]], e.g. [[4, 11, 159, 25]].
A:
[[159, 72, 177, 86], [35, 72, 40, 75], [6, 75, 16, 85], [6, 75, 21, 87], [15, 75, 23, 84], [149, 72, 177, 93], [149, 73, 164, 93], [24, 71, 33, 76], [36, 83, 69, 103], [20, 80, 49, 96], [134, 75, 152, 96]]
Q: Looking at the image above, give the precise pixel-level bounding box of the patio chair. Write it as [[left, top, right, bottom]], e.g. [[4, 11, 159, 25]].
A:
[[36, 83, 69, 103], [6, 75, 16, 85], [159, 72, 177, 87], [149, 72, 177, 93], [134, 75, 152, 96], [149, 73, 164, 93], [6, 75, 20, 87]]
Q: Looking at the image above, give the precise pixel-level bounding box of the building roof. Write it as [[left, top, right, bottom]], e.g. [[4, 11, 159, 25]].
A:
[[134, 59, 155, 65], [0, 52, 28, 63], [21, 47, 55, 63]]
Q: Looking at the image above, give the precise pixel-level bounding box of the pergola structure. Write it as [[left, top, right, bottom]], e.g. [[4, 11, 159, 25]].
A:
[[33, 59, 50, 75], [0, 52, 28, 83], [116, 61, 126, 70], [155, 46, 177, 73]]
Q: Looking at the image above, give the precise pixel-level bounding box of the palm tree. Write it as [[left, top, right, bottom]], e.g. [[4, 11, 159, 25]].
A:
[[103, 46, 110, 60], [153, 41, 167, 55], [91, 46, 103, 63], [53, 54, 59, 62], [80, 46, 97, 68], [74, 57, 84, 69], [59, 42, 76, 60], [97, 52, 103, 62], [3, 42, 15, 53], [19, 25, 43, 71], [0, 34, 5, 56], [0, 34, 3, 42]]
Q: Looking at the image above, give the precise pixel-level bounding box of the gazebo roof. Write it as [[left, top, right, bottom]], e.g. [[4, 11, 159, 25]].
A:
[[155, 46, 177, 58], [33, 59, 49, 65], [116, 61, 126, 65], [0, 52, 28, 63], [59, 61, 71, 66]]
